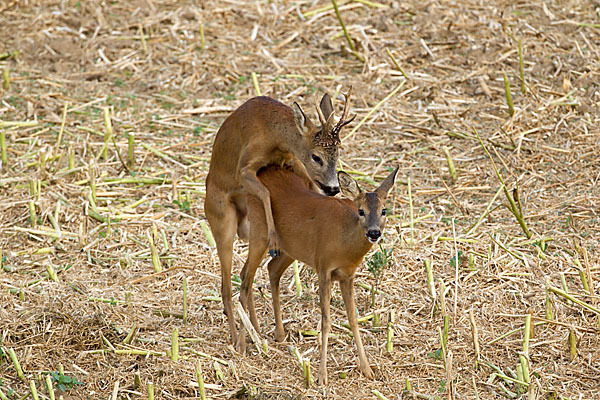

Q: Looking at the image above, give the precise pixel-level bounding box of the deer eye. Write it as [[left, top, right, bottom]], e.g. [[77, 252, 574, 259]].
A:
[[381, 208, 387, 216], [358, 209, 365, 217], [311, 154, 323, 166]]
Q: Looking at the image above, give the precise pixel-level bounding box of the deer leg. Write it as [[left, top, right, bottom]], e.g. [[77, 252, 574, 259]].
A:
[[205, 194, 238, 346], [317, 269, 332, 386], [285, 156, 320, 193], [239, 165, 280, 256], [340, 277, 374, 379], [237, 235, 267, 352], [267, 254, 294, 342]]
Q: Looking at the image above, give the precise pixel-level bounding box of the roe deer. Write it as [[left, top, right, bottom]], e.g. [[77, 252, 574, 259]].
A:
[[205, 89, 355, 345], [238, 165, 399, 385]]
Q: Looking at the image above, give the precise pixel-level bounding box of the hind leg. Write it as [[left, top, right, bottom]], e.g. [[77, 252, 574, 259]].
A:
[[205, 189, 238, 345], [237, 232, 268, 352], [267, 254, 295, 342]]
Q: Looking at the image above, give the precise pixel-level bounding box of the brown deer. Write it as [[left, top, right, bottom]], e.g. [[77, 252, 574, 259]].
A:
[[237, 165, 399, 385], [205, 89, 355, 346]]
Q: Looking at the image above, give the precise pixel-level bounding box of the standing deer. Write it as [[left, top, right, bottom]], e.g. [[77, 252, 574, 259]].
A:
[[238, 165, 399, 385], [205, 89, 355, 346]]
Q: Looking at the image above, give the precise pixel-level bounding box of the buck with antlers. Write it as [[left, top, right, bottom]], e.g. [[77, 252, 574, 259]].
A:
[[237, 165, 399, 385], [205, 88, 355, 346]]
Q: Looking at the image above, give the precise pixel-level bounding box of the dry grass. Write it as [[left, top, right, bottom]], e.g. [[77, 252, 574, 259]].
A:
[[1, 0, 599, 399]]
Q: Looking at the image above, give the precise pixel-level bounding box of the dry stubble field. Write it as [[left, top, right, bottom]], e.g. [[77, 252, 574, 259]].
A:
[[1, 0, 599, 399]]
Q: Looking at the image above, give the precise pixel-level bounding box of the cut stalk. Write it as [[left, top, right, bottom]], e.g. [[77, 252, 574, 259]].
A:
[[0, 387, 9, 400], [102, 107, 112, 160], [0, 130, 6, 166], [200, 220, 216, 247], [560, 273, 571, 305], [438, 326, 447, 369], [443, 146, 457, 181], [424, 259, 435, 298], [469, 309, 480, 362], [47, 263, 59, 282], [386, 310, 395, 353], [503, 72, 514, 117], [199, 25, 205, 51], [439, 278, 447, 316], [45, 374, 55, 400], [568, 329, 577, 360], [520, 314, 531, 383], [372, 389, 391, 400], [68, 145, 75, 170], [2, 68, 9, 90], [251, 72, 261, 96], [171, 327, 179, 362], [147, 382, 154, 400], [147, 230, 162, 272], [214, 361, 224, 381], [138, 25, 147, 54], [9, 348, 24, 380], [123, 322, 137, 344], [516, 364, 524, 394], [29, 200, 37, 227], [292, 260, 302, 297], [545, 278, 554, 320], [30, 381, 39, 400], [195, 361, 206, 400], [442, 314, 449, 352], [127, 133, 135, 170], [55, 102, 68, 151], [303, 359, 313, 388], [88, 160, 97, 204]]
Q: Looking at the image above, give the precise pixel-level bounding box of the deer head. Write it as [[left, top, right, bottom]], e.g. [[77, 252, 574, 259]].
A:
[[338, 166, 399, 243], [291, 87, 355, 196]]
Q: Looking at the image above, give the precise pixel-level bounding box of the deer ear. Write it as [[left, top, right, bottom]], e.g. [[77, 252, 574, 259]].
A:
[[376, 166, 399, 197], [292, 102, 310, 135], [338, 171, 361, 199], [319, 93, 334, 122]]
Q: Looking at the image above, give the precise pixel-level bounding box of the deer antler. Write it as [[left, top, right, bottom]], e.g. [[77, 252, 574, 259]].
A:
[[313, 86, 355, 147]]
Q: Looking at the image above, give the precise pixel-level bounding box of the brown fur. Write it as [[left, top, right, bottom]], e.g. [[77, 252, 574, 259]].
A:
[[205, 94, 350, 345], [237, 165, 399, 385]]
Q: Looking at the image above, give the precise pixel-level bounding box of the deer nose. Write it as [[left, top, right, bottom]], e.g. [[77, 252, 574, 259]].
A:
[[323, 185, 340, 196], [366, 229, 381, 242]]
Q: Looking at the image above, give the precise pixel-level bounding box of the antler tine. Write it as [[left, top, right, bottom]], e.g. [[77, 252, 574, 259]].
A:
[[315, 98, 327, 126], [328, 85, 354, 141], [338, 85, 353, 124]]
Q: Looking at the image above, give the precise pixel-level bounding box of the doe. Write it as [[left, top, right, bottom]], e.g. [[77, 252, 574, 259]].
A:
[[238, 165, 399, 385]]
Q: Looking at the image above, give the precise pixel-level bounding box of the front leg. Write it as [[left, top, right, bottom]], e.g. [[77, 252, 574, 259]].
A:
[[340, 277, 374, 379], [317, 269, 332, 386], [280, 152, 321, 193], [239, 163, 280, 256]]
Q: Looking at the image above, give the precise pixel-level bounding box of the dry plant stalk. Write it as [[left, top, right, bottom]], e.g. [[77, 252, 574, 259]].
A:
[[474, 128, 531, 238], [503, 72, 514, 116]]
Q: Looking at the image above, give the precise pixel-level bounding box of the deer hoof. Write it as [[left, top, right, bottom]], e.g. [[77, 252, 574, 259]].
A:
[[317, 371, 328, 386], [269, 249, 280, 257], [361, 365, 375, 379]]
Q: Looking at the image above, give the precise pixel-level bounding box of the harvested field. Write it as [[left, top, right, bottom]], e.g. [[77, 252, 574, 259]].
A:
[[1, 0, 599, 399]]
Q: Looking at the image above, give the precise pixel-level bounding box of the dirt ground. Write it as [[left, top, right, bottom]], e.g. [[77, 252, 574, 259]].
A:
[[1, 0, 599, 399]]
